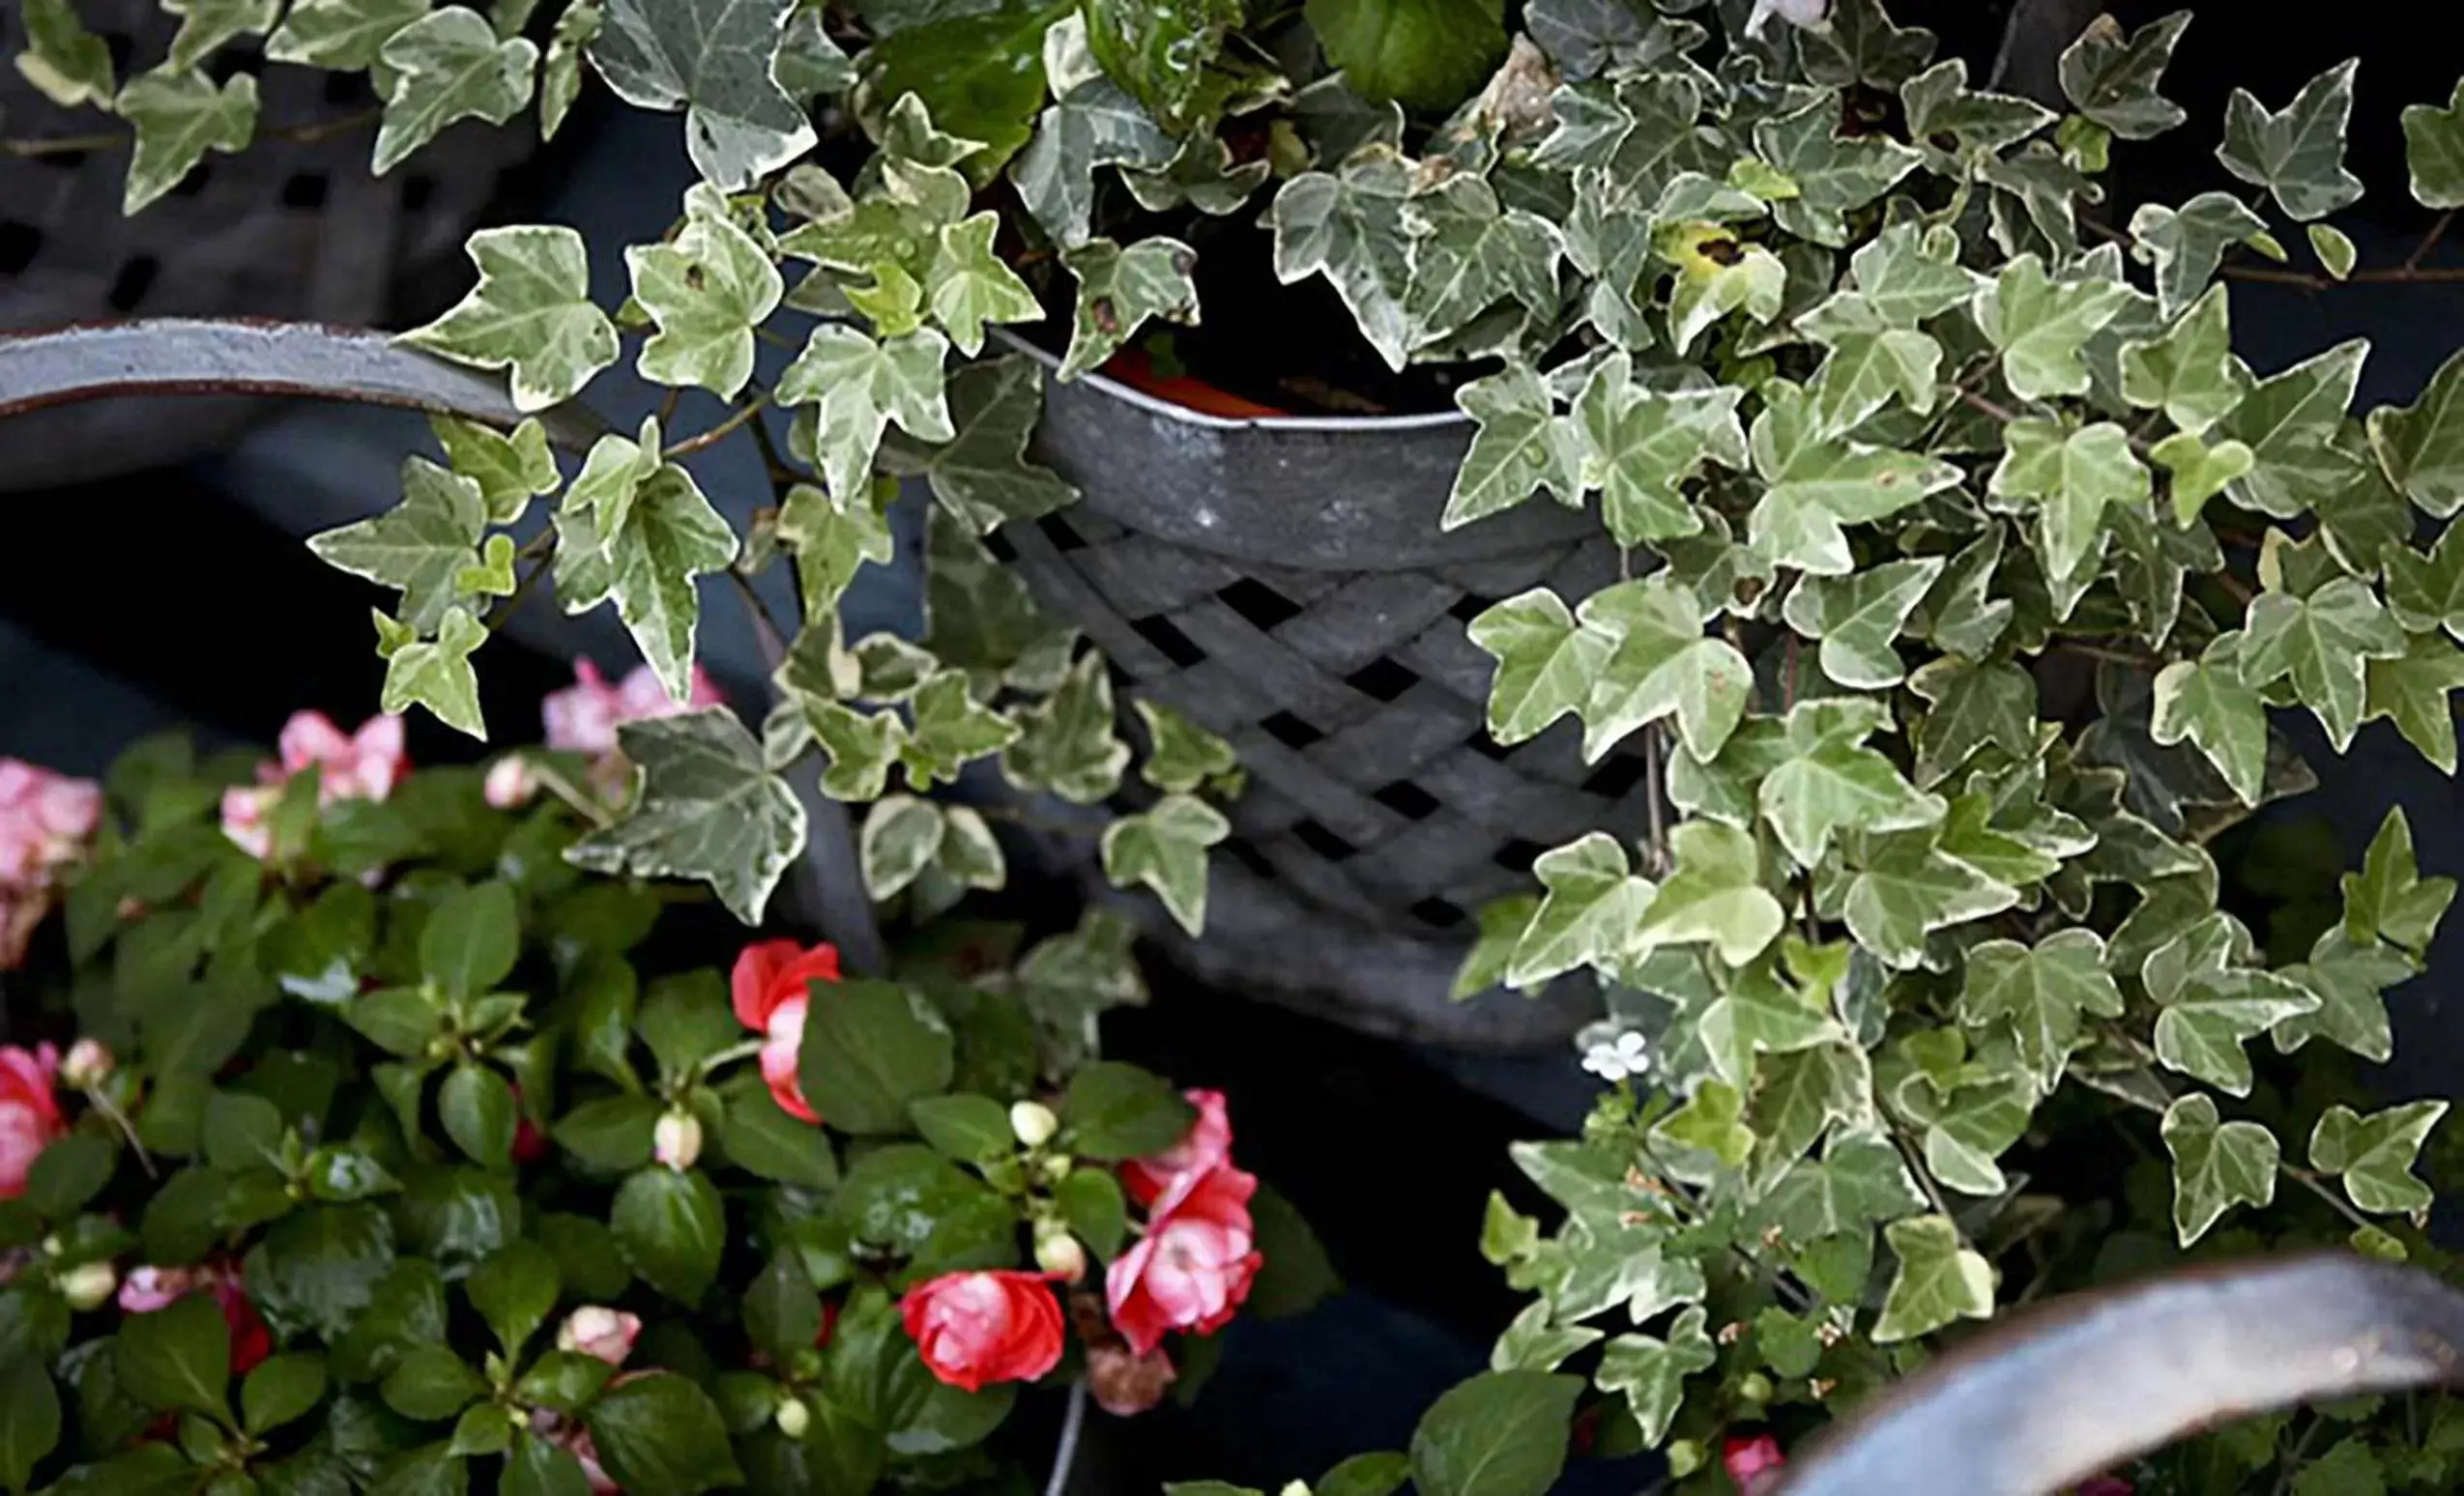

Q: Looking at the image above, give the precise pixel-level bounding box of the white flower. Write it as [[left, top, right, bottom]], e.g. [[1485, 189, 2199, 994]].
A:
[[1582, 1031, 1651, 1082]]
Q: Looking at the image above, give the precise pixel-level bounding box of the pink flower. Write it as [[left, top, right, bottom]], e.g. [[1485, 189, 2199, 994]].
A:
[[899, 1271, 1067, 1392], [118, 1264, 272, 1374], [1120, 1089, 1232, 1208], [1105, 1165, 1262, 1356], [1086, 1342, 1176, 1416], [0, 759, 102, 889], [118, 1265, 195, 1314], [483, 756, 538, 810], [530, 1410, 619, 1493], [0, 1045, 63, 1199], [556, 1306, 641, 1367], [730, 939, 841, 1124], [1723, 1434, 1786, 1495], [220, 711, 408, 857], [543, 659, 725, 757]]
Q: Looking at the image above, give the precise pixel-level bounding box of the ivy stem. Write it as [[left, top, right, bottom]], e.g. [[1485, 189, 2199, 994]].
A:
[[2409, 212, 2456, 272], [525, 757, 617, 831], [0, 104, 380, 158], [1640, 724, 1669, 877], [2103, 1074, 2380, 1238], [1892, 1129, 1968, 1246], [2224, 263, 2464, 289], [2271, 1414, 2323, 1496], [663, 396, 770, 460]]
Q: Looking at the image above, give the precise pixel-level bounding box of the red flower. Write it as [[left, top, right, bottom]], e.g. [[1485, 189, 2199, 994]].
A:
[[1119, 1089, 1232, 1208], [119, 1266, 271, 1374], [898, 1271, 1066, 1392], [0, 1045, 63, 1199], [1105, 1165, 1262, 1356], [730, 940, 840, 1124], [1723, 1434, 1785, 1496]]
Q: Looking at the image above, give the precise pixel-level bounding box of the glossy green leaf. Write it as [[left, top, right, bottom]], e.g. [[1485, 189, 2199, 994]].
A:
[[1406, 1370, 1580, 1496], [798, 980, 956, 1134], [612, 1167, 725, 1303], [1305, 0, 1503, 111]]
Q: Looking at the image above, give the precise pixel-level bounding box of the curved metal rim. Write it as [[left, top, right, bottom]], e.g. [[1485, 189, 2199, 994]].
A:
[[990, 327, 1472, 435]]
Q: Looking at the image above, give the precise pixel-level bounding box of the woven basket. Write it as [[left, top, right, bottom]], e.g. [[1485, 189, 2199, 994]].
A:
[[0, 0, 533, 490], [992, 335, 1638, 1051]]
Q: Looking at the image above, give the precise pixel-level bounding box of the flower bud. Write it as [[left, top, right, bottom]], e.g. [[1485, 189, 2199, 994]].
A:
[[653, 1110, 703, 1171], [1279, 1483, 1311, 1496], [1009, 1100, 1058, 1148], [61, 1039, 114, 1090], [1033, 1230, 1087, 1282], [773, 1395, 812, 1440], [483, 755, 539, 811], [1036, 1153, 1072, 1186], [1738, 1371, 1774, 1405], [59, 1260, 117, 1311], [556, 1306, 642, 1367], [1667, 1440, 1705, 1479]]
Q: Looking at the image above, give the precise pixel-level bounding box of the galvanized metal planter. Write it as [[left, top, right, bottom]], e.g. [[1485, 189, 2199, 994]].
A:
[[991, 331, 1641, 1051]]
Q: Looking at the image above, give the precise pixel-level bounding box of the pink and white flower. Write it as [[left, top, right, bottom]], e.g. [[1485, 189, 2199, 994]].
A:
[[220, 710, 408, 858], [0, 759, 102, 969], [543, 659, 725, 758], [0, 1045, 62, 1199]]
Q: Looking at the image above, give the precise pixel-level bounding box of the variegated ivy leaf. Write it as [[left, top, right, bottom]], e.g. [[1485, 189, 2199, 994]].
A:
[[1402, 175, 1562, 349], [1746, 381, 1963, 577], [1523, 0, 1699, 81], [880, 356, 1076, 533], [1757, 698, 1945, 870], [1135, 702, 1237, 793], [2118, 285, 2247, 437], [1081, 0, 1237, 126], [776, 480, 893, 623], [1531, 72, 1720, 199], [1101, 792, 1229, 936], [2310, 1101, 2448, 1218], [2401, 79, 2464, 211], [924, 213, 1041, 357], [1752, 96, 1922, 248], [432, 416, 559, 525], [2275, 927, 2413, 1063], [1913, 528, 2015, 663], [1973, 252, 2134, 402], [2240, 575, 2407, 751], [2127, 191, 2267, 320], [2217, 59, 2364, 222], [899, 671, 1022, 790], [2160, 1092, 2277, 1248], [2363, 632, 2464, 777], [1659, 220, 1787, 357], [2366, 346, 2464, 518], [2150, 642, 2268, 806], [2309, 222, 2358, 281], [160, 0, 280, 72], [1630, 820, 1783, 967], [1010, 70, 1174, 249], [14, 0, 117, 109], [1783, 558, 1943, 692], [1573, 351, 1745, 546], [1871, 1214, 1991, 1343], [373, 7, 537, 176], [1841, 825, 2019, 970], [777, 324, 955, 504], [401, 225, 620, 412], [1958, 930, 2123, 1090], [774, 2, 854, 101], [551, 418, 741, 701], [626, 185, 784, 399], [1748, 1041, 1872, 1187], [1000, 651, 1129, 804], [377, 604, 489, 738], [2142, 914, 2319, 1096], [1790, 0, 1931, 88], [1919, 1071, 2036, 1197], [1595, 1307, 1714, 1447], [1442, 365, 1584, 530], [542, 2, 600, 139], [589, 0, 815, 189], [568, 709, 808, 924], [308, 457, 488, 635], [1899, 57, 2055, 162], [1580, 576, 1752, 762], [1907, 657, 2036, 789], [1504, 833, 1653, 990], [809, 702, 905, 800], [2222, 338, 2370, 518], [117, 68, 258, 215], [1270, 147, 1416, 373], [2340, 808, 2455, 958], [1752, 1130, 1925, 1245], [1795, 293, 1942, 441], [2057, 10, 2190, 140], [1058, 238, 1200, 383], [1988, 419, 2150, 588]]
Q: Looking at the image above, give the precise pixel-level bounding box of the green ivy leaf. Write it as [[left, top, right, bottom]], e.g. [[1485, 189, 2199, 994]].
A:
[[1403, 175, 1562, 347], [1578, 575, 1752, 761], [776, 481, 894, 623], [2242, 576, 2408, 750], [1631, 820, 1783, 967], [2150, 642, 2269, 806], [1907, 658, 2036, 789], [2311, 1101, 2447, 1217], [2160, 1091, 2279, 1246], [401, 225, 620, 412], [1976, 252, 2135, 401], [567, 710, 808, 924], [589, 0, 814, 189], [1958, 930, 2124, 1089], [612, 1167, 725, 1303], [380, 605, 489, 739], [860, 793, 944, 900], [1783, 558, 1943, 692], [2129, 190, 2267, 321], [1101, 792, 1228, 936], [1503, 832, 1653, 990], [1871, 1213, 1992, 1342], [374, 7, 537, 176], [1572, 351, 1746, 546], [1796, 0, 1935, 89], [585, 1372, 745, 1496], [1842, 827, 2019, 970], [2223, 338, 2369, 518], [2120, 284, 2247, 436], [924, 213, 1041, 356], [779, 325, 955, 506], [541, 1, 600, 139], [1758, 699, 1945, 869], [627, 186, 783, 398], [1059, 238, 1200, 381], [1590, 1307, 1712, 1446], [1136, 702, 1238, 793], [1406, 1370, 1580, 1496], [2401, 79, 2464, 210], [1754, 1130, 1926, 1243], [433, 416, 560, 526], [1001, 650, 1130, 803], [2340, 808, 2455, 956], [2365, 346, 2464, 519], [267, 0, 430, 69], [1444, 365, 1584, 531], [13, 0, 116, 108], [160, 0, 280, 72], [2276, 928, 2415, 1063], [1747, 382, 1962, 577], [1754, 96, 1923, 247], [798, 980, 957, 1135], [309, 458, 486, 637], [1012, 61, 1174, 250], [2146, 923, 2319, 1096], [1271, 149, 1415, 373], [1304, 0, 1503, 111], [2217, 59, 2364, 221], [118, 68, 259, 216], [2058, 10, 2190, 139]]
